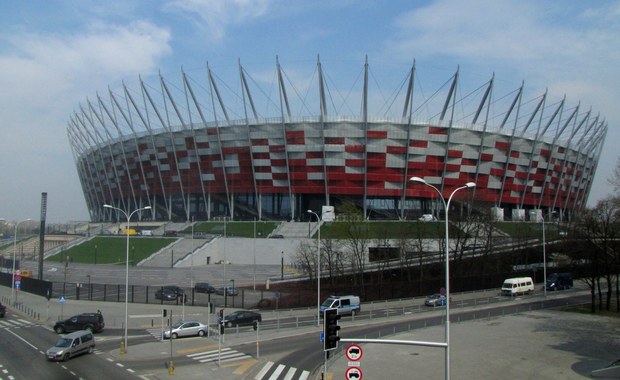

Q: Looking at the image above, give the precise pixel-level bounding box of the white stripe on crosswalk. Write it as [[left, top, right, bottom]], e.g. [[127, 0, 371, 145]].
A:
[[268, 364, 286, 380], [255, 361, 275, 380], [254, 361, 310, 380], [282, 367, 297, 380]]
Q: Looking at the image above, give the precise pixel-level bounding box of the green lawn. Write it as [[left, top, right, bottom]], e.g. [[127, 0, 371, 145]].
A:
[[319, 221, 445, 239], [187, 221, 280, 238], [47, 236, 176, 265], [45, 220, 557, 265]]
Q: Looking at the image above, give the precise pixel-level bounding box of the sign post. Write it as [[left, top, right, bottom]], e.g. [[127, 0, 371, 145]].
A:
[[345, 344, 363, 378]]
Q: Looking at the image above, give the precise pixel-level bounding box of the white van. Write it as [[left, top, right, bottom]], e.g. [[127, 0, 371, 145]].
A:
[[320, 295, 361, 315], [501, 277, 534, 296]]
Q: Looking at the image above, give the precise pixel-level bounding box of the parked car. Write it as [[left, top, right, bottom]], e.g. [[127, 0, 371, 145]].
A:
[[155, 285, 185, 300], [0, 302, 6, 318], [46, 330, 95, 361], [424, 294, 446, 307], [162, 321, 209, 339], [53, 312, 105, 334], [216, 286, 239, 296], [418, 214, 437, 222], [222, 310, 261, 329], [194, 282, 216, 294]]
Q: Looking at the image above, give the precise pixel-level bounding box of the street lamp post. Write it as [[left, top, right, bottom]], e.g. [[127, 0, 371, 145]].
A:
[[103, 204, 151, 354], [87, 274, 92, 300], [11, 219, 31, 305], [307, 210, 321, 327], [409, 177, 475, 380], [542, 212, 547, 298]]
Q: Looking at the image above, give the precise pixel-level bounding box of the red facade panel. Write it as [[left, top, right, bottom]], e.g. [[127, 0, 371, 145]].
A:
[[387, 146, 407, 154], [428, 126, 447, 135], [345, 145, 365, 153], [495, 141, 510, 150], [410, 140, 428, 148], [367, 130, 387, 139]]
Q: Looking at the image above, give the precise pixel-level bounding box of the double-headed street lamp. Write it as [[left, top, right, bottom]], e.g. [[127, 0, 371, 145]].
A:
[[307, 210, 321, 327], [409, 177, 475, 380], [103, 204, 151, 354], [11, 219, 32, 305]]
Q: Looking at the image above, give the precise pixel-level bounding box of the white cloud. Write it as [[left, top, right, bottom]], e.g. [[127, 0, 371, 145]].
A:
[[0, 19, 173, 221], [165, 0, 272, 42]]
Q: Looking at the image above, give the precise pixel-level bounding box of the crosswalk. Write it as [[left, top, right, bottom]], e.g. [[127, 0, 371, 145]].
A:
[[0, 318, 36, 329], [144, 332, 311, 380], [253, 361, 310, 380], [187, 347, 252, 363], [182, 348, 309, 380], [146, 328, 164, 340]]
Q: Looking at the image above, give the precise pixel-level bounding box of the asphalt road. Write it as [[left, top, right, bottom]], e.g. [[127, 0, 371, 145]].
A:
[[2, 266, 614, 380]]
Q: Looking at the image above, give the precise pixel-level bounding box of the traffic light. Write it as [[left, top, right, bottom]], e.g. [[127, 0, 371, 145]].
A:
[[323, 308, 341, 351]]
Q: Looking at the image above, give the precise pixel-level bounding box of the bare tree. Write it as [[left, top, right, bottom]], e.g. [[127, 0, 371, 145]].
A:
[[569, 196, 620, 312], [293, 239, 317, 281], [322, 238, 345, 286], [607, 156, 620, 194], [338, 201, 370, 297]]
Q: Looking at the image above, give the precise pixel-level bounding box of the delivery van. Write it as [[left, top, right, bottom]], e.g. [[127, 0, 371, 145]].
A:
[[501, 277, 534, 296], [320, 295, 361, 315], [46, 330, 95, 361]]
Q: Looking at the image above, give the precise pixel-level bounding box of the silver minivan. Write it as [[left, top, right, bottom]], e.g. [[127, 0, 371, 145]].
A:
[[46, 330, 95, 361]]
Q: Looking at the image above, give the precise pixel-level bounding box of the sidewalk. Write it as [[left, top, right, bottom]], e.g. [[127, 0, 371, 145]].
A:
[[326, 308, 619, 379]]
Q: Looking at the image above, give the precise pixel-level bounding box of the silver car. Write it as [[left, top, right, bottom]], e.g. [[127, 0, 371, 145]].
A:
[[162, 321, 208, 339]]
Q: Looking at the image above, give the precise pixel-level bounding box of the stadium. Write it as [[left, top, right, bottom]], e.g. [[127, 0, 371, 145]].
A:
[[67, 58, 607, 223]]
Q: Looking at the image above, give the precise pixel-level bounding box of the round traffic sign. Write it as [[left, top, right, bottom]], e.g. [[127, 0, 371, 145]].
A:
[[345, 344, 363, 361], [345, 366, 362, 380]]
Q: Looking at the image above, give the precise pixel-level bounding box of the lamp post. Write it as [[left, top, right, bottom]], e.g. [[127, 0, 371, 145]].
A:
[[11, 219, 31, 305], [87, 274, 92, 300], [542, 211, 547, 298], [94, 244, 97, 265], [307, 210, 321, 327], [103, 204, 151, 354], [409, 177, 475, 380]]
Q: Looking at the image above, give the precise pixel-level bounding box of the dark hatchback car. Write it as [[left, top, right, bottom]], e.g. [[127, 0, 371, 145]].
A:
[[222, 310, 262, 329], [155, 286, 185, 300], [194, 282, 216, 294], [54, 313, 105, 334]]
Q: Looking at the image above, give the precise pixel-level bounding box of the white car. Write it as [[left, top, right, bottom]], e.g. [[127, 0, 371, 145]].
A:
[[418, 214, 437, 222], [162, 321, 208, 339]]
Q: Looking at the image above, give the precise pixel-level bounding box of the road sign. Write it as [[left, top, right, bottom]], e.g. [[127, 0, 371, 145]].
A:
[[59, 296, 66, 303], [345, 366, 363, 380], [345, 344, 363, 361]]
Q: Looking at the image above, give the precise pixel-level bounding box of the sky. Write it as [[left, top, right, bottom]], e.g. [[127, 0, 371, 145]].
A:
[[1, 0, 619, 223]]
